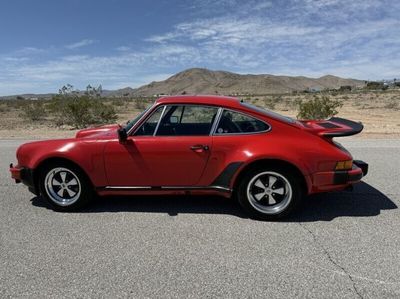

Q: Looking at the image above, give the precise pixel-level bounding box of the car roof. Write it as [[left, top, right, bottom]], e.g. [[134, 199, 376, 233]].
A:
[[156, 95, 243, 109]]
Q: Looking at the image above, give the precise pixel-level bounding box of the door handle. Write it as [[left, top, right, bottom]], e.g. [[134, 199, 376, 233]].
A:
[[190, 144, 209, 151]]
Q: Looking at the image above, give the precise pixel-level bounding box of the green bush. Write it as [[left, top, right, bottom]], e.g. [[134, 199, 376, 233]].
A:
[[49, 95, 117, 128], [19, 101, 47, 121], [296, 95, 343, 120], [134, 98, 148, 110]]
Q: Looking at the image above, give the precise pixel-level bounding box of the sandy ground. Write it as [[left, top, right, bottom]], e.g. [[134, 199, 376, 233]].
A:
[[0, 91, 399, 139]]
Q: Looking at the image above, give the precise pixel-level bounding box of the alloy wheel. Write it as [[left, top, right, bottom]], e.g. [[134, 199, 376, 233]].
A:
[[44, 167, 81, 206], [246, 171, 292, 214]]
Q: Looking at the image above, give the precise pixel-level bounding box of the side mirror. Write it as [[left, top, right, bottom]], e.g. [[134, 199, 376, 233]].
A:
[[118, 127, 128, 143]]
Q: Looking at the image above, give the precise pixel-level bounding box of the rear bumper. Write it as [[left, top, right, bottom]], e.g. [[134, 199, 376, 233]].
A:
[[9, 163, 38, 195], [311, 160, 368, 192]]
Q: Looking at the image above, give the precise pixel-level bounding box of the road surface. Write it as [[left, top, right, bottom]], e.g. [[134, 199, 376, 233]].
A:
[[1, 139, 400, 298]]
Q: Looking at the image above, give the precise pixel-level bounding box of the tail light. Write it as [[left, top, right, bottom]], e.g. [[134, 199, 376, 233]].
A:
[[335, 160, 353, 170]]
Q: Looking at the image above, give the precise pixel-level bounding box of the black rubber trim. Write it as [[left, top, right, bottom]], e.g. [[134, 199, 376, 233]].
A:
[[354, 160, 368, 176], [333, 171, 348, 185], [349, 172, 363, 182], [98, 186, 232, 193], [322, 117, 364, 137], [211, 162, 243, 188], [20, 167, 38, 195], [333, 169, 363, 185], [318, 122, 341, 129]]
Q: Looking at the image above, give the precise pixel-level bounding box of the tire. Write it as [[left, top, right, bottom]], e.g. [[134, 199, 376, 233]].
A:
[[39, 162, 93, 212], [237, 166, 303, 220]]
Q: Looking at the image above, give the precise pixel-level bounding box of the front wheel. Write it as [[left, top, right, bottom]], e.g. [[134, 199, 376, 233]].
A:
[[237, 167, 303, 220], [39, 162, 93, 211]]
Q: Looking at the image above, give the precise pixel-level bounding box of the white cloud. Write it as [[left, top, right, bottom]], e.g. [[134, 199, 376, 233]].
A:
[[65, 39, 96, 49], [1, 0, 400, 95]]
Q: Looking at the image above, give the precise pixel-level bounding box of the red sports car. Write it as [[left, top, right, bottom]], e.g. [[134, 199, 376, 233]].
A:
[[10, 95, 368, 220]]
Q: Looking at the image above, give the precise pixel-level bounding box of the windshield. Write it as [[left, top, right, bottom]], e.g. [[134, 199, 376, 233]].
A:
[[240, 102, 296, 124], [124, 104, 153, 131]]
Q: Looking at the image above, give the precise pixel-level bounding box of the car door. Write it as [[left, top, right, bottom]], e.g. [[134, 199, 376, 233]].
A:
[[103, 104, 220, 186]]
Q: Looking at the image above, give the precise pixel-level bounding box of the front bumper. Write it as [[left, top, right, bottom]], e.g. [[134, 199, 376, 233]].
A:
[[311, 160, 368, 192], [10, 163, 38, 195]]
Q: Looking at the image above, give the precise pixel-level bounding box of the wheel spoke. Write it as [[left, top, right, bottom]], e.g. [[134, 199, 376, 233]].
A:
[[253, 192, 265, 201], [268, 176, 277, 188], [60, 172, 67, 183], [254, 179, 265, 190], [57, 188, 65, 197], [52, 178, 62, 186], [268, 196, 277, 205], [273, 187, 285, 195], [66, 188, 76, 197], [66, 178, 78, 186]]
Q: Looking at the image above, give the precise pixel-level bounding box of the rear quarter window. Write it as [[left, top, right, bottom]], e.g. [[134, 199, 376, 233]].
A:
[[215, 110, 270, 134]]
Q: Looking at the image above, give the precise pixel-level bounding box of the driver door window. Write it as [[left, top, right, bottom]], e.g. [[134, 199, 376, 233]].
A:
[[134, 106, 164, 136], [156, 105, 219, 136]]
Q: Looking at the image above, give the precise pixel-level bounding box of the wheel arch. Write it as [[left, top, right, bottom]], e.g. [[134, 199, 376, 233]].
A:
[[232, 158, 309, 195], [33, 156, 94, 195]]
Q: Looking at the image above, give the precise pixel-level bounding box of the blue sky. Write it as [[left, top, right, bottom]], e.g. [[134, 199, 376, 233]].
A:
[[0, 0, 399, 95]]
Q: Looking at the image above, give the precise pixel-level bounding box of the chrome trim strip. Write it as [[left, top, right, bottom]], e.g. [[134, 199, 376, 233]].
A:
[[99, 185, 232, 193], [210, 107, 223, 136], [153, 105, 167, 136]]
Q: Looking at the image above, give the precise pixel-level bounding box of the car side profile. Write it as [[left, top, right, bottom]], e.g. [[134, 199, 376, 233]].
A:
[[10, 95, 368, 220]]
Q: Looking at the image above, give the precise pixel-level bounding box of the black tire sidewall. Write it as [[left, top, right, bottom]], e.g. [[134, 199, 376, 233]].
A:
[[237, 166, 302, 220], [39, 162, 92, 212]]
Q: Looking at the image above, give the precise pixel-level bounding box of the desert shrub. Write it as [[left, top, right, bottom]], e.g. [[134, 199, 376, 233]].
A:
[[49, 95, 117, 128], [339, 85, 352, 92], [110, 98, 129, 111], [134, 98, 148, 110], [263, 97, 277, 109], [19, 101, 47, 121], [365, 81, 387, 90], [91, 102, 118, 124], [296, 95, 343, 120]]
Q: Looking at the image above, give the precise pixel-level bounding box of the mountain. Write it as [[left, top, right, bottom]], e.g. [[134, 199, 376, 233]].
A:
[[0, 68, 365, 99], [116, 68, 365, 97]]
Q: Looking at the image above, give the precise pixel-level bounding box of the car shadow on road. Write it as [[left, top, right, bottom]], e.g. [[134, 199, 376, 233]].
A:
[[30, 182, 397, 221]]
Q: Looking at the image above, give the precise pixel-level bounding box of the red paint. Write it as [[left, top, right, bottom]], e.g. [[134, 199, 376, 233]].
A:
[[10, 95, 366, 197]]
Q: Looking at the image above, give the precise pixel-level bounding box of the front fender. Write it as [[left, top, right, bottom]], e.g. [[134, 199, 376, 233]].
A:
[[16, 139, 108, 187]]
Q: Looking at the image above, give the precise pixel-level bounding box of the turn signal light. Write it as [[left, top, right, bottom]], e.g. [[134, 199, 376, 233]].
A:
[[335, 160, 353, 170]]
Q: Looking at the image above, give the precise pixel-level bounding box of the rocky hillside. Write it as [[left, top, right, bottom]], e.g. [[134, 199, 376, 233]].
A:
[[122, 68, 365, 96]]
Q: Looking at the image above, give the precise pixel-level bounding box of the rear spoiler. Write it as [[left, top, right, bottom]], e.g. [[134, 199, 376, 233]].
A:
[[300, 117, 364, 137]]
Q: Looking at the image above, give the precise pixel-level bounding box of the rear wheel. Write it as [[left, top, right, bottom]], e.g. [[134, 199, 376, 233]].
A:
[[39, 162, 93, 211], [237, 167, 302, 220]]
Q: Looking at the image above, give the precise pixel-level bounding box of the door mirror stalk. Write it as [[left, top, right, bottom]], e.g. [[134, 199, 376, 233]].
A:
[[118, 127, 128, 143]]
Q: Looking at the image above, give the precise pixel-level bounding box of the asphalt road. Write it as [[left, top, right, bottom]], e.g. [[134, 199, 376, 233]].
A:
[[1, 139, 400, 298]]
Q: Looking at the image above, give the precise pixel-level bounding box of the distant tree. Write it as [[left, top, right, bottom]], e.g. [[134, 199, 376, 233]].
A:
[[85, 84, 102, 98], [59, 84, 77, 96]]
